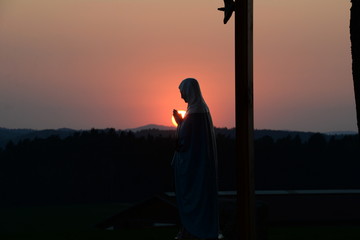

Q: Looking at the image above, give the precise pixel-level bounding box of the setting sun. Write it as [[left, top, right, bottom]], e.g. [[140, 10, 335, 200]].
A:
[[172, 110, 186, 127]]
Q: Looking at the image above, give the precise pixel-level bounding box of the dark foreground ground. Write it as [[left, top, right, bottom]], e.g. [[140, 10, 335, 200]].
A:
[[1, 203, 360, 240]]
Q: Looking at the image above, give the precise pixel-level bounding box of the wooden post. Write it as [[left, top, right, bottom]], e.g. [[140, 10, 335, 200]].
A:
[[235, 0, 256, 240], [217, 0, 255, 238]]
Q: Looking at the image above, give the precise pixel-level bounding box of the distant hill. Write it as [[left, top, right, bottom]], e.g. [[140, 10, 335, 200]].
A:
[[0, 125, 357, 148], [121, 125, 325, 142], [0, 128, 33, 148], [254, 129, 315, 142], [324, 131, 357, 135], [0, 124, 358, 206], [125, 124, 175, 132], [0, 128, 76, 148]]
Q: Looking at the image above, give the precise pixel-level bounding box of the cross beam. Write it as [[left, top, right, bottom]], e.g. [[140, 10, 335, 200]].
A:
[[219, 1, 255, 239]]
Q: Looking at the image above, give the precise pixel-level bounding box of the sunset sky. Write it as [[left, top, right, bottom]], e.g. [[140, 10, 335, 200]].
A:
[[0, 0, 356, 132]]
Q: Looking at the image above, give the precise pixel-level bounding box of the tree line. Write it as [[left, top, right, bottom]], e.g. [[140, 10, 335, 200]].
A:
[[0, 128, 358, 205]]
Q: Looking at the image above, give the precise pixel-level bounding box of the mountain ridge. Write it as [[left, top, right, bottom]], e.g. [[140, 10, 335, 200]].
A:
[[0, 125, 357, 148]]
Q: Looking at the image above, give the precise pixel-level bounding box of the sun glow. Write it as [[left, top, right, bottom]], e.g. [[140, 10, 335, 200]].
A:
[[172, 110, 186, 127]]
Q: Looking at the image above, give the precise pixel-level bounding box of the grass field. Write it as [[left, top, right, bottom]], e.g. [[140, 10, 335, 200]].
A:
[[1, 203, 360, 240]]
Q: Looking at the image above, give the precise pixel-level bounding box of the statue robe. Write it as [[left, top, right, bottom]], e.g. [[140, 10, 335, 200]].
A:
[[172, 111, 219, 239]]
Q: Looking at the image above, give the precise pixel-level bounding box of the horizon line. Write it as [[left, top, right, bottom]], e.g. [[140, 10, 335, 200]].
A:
[[0, 125, 357, 135]]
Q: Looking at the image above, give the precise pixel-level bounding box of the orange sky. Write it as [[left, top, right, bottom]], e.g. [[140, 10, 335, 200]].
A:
[[0, 0, 356, 132]]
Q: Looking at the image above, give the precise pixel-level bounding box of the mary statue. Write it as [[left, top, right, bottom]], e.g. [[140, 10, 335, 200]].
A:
[[172, 78, 219, 240]]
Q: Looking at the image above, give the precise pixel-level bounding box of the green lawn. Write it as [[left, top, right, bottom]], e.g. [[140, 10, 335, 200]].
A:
[[1, 204, 360, 240]]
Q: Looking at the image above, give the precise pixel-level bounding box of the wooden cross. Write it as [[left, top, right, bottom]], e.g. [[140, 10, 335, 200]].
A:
[[218, 1, 256, 240]]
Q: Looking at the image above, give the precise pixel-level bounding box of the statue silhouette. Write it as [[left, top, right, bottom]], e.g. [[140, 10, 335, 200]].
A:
[[172, 78, 219, 240]]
